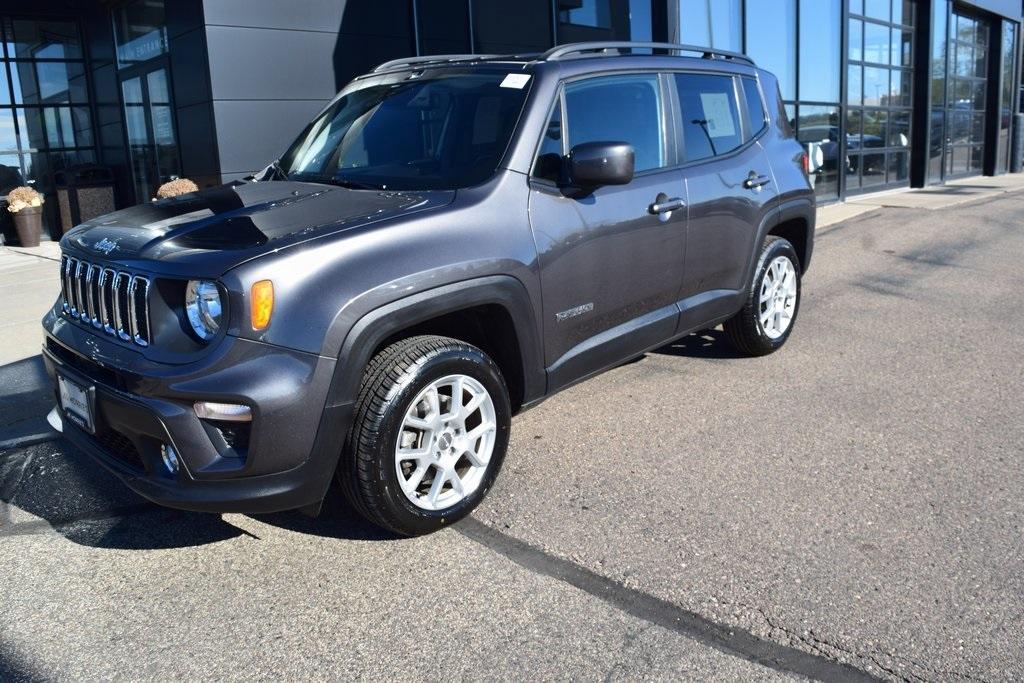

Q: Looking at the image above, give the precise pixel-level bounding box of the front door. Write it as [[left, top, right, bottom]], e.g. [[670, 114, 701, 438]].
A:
[[529, 73, 687, 391], [120, 63, 181, 203]]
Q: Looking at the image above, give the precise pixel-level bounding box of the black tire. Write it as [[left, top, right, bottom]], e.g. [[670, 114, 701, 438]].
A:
[[338, 335, 511, 536], [724, 236, 802, 357]]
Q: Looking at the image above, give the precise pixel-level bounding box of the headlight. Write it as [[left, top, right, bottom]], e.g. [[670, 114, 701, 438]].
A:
[[185, 280, 222, 341]]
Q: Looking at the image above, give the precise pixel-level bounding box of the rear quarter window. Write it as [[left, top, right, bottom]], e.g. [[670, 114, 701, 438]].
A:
[[741, 77, 768, 139]]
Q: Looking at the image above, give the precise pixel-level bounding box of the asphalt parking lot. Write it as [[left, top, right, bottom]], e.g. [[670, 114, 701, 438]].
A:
[[1, 192, 1022, 681]]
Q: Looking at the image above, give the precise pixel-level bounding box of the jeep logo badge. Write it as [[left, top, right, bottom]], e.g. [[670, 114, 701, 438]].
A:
[[94, 238, 119, 255]]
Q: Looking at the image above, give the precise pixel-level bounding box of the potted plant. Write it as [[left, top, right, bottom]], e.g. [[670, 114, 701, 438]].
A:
[[7, 186, 44, 247], [154, 178, 199, 200]]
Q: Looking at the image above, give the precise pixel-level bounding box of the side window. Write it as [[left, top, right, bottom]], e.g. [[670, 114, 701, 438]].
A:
[[532, 98, 564, 182], [675, 73, 744, 162], [564, 74, 664, 172], [741, 77, 767, 140]]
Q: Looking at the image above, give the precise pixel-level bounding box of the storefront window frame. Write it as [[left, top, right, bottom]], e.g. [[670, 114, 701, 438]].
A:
[[0, 14, 98, 240], [844, 0, 915, 195]]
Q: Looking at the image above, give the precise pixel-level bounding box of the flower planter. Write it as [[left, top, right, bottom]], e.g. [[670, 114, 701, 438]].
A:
[[13, 205, 43, 247]]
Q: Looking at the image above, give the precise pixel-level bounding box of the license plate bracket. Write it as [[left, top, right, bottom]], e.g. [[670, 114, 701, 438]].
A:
[[57, 373, 96, 434]]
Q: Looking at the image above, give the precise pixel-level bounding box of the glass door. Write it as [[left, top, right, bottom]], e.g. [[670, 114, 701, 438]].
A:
[[945, 10, 989, 178], [120, 63, 179, 203], [845, 0, 915, 194]]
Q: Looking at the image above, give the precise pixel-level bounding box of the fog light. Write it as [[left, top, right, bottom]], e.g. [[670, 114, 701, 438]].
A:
[[161, 443, 180, 474], [194, 401, 252, 422]]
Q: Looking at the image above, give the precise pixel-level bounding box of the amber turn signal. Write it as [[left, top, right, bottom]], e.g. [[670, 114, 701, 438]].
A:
[[250, 280, 274, 331]]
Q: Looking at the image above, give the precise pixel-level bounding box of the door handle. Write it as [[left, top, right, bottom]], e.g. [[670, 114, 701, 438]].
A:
[[744, 172, 772, 190], [649, 197, 685, 214]]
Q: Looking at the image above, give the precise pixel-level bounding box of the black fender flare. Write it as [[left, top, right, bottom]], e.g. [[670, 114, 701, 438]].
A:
[[742, 197, 816, 287], [323, 275, 545, 410], [777, 197, 816, 274]]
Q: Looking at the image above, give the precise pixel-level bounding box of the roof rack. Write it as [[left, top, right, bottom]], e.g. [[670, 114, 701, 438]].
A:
[[371, 54, 501, 73], [538, 41, 756, 67]]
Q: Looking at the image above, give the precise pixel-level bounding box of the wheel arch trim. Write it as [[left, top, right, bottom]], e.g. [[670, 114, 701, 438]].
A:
[[743, 197, 815, 287], [773, 198, 816, 273], [324, 275, 545, 410]]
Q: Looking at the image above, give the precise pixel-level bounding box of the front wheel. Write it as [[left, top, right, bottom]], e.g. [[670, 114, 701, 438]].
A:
[[724, 236, 802, 356], [339, 335, 511, 536]]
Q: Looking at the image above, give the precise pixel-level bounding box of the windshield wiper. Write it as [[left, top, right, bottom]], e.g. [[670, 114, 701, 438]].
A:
[[255, 159, 288, 181], [326, 176, 385, 191], [290, 172, 384, 191]]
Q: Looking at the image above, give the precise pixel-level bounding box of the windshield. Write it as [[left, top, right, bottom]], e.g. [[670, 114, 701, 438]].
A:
[[279, 71, 532, 191]]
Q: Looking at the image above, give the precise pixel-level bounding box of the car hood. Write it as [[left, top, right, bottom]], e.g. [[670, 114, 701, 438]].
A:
[[61, 181, 454, 276]]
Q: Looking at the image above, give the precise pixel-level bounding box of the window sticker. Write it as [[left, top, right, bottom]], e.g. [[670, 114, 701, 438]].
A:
[[500, 73, 531, 89], [698, 92, 736, 139]]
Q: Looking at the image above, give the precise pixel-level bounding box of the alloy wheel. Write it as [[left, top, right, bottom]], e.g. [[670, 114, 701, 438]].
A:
[[759, 255, 797, 340], [395, 374, 497, 511]]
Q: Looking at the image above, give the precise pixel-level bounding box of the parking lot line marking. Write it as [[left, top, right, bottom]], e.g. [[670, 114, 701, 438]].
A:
[[457, 516, 879, 683], [0, 433, 60, 453]]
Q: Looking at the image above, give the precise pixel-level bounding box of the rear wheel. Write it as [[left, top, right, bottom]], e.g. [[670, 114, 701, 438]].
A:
[[339, 335, 511, 536], [724, 236, 801, 356]]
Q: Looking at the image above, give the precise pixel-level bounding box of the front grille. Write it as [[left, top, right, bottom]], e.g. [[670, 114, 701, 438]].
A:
[[60, 254, 151, 347]]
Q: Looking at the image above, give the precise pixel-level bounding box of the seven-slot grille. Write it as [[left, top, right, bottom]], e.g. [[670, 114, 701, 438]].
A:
[[60, 254, 152, 347]]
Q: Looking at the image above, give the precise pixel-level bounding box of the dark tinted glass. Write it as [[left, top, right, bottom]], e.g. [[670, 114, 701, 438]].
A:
[[418, 0, 471, 55], [281, 72, 531, 191], [113, 0, 168, 67], [558, 0, 613, 28], [741, 78, 766, 139], [10, 20, 82, 60], [532, 99, 564, 182], [675, 73, 743, 162], [564, 74, 664, 171], [9, 61, 88, 104]]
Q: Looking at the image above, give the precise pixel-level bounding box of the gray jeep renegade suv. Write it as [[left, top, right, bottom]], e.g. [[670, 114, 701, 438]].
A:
[[42, 42, 815, 535]]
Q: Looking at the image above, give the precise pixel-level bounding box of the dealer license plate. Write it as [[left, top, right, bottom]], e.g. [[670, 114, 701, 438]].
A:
[[58, 374, 95, 434]]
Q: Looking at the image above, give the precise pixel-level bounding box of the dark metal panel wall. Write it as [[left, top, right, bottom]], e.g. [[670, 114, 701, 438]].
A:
[[200, 0, 415, 182]]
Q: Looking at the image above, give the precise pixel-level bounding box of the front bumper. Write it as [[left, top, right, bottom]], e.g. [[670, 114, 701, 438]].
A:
[[42, 319, 350, 514]]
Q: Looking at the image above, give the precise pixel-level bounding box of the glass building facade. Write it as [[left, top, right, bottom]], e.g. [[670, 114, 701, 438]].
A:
[[669, 0, 1020, 202], [0, 0, 1020, 246], [0, 18, 96, 237]]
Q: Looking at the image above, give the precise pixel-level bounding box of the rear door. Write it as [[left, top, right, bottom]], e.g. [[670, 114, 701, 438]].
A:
[[528, 73, 687, 390], [672, 72, 779, 326]]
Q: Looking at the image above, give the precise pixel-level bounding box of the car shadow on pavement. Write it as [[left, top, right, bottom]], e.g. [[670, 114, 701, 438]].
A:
[[0, 438, 245, 550], [0, 355, 56, 442], [0, 437, 398, 549], [250, 487, 401, 542], [651, 329, 746, 360]]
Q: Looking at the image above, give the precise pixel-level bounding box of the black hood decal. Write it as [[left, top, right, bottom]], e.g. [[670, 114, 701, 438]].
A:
[[63, 181, 453, 275]]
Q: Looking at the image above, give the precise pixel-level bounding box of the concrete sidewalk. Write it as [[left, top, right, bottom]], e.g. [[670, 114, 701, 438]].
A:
[[0, 242, 60, 445], [0, 241, 61, 367], [816, 172, 1024, 227]]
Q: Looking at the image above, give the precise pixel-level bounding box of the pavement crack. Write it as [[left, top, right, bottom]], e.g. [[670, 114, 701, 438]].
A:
[[0, 449, 37, 528], [457, 516, 880, 682], [718, 597, 991, 683]]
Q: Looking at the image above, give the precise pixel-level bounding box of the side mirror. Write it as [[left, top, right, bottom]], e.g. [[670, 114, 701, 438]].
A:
[[567, 141, 635, 188]]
